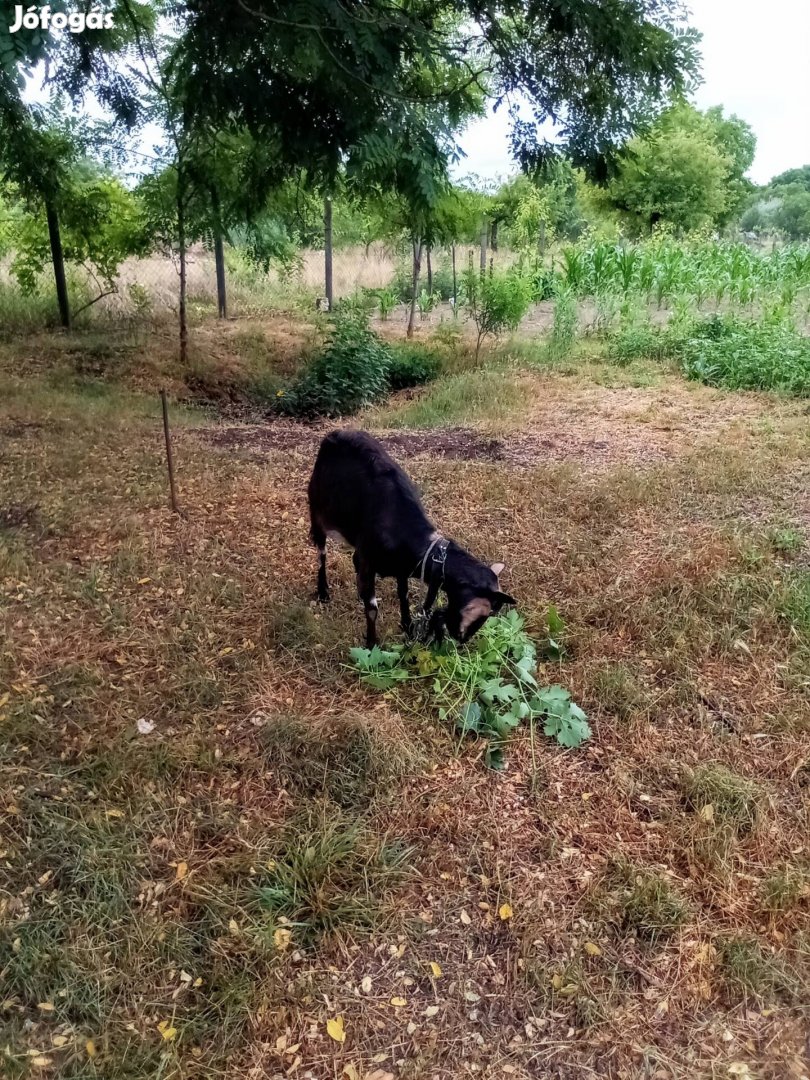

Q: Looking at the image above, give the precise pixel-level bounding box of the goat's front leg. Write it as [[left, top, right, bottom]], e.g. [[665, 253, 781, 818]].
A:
[[397, 576, 413, 638], [355, 556, 379, 649]]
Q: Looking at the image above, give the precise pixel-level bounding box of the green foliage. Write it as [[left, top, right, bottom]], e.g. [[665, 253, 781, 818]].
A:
[[607, 104, 756, 234], [679, 313, 810, 396], [349, 609, 590, 768], [9, 168, 147, 300], [278, 308, 392, 417], [386, 343, 442, 391], [463, 266, 534, 357], [547, 285, 578, 362]]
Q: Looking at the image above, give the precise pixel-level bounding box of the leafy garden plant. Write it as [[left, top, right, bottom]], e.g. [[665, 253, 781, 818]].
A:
[[278, 306, 392, 417], [350, 609, 590, 769]]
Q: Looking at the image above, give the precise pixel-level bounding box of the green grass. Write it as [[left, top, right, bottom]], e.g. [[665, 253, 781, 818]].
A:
[[682, 764, 762, 836], [253, 809, 411, 939], [370, 367, 530, 429], [719, 936, 806, 1003], [608, 861, 690, 943]]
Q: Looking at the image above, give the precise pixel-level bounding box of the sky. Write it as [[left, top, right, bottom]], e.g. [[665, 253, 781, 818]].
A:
[[453, 0, 810, 187]]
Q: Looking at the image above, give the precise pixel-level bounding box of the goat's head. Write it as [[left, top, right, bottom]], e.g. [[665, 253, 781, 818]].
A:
[[437, 560, 516, 644]]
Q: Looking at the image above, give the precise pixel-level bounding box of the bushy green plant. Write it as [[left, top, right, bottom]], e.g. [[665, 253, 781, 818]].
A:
[[608, 322, 673, 365], [679, 312, 810, 396], [547, 285, 578, 361], [375, 286, 398, 320], [278, 308, 392, 417], [386, 343, 442, 390], [350, 609, 590, 769], [463, 267, 534, 358]]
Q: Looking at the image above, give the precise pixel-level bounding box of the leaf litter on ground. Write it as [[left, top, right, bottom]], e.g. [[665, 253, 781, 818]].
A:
[[349, 608, 590, 767]]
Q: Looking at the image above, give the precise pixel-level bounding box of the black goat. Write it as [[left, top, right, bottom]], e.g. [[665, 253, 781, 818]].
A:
[[308, 429, 515, 647]]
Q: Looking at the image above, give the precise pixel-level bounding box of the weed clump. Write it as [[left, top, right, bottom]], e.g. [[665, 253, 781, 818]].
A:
[[609, 861, 689, 943], [683, 764, 762, 836]]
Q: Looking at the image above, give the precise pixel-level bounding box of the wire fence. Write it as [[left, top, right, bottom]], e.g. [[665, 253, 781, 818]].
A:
[[0, 240, 519, 334]]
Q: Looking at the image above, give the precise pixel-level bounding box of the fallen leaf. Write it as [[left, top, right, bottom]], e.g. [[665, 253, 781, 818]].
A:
[[273, 928, 292, 951], [37, 1002, 55, 1012], [343, 1065, 360, 1080], [228, 918, 239, 934], [365, 1071, 394, 1080], [389, 996, 407, 1007], [105, 809, 124, 819], [459, 909, 472, 926], [175, 861, 188, 882], [360, 976, 372, 994], [699, 803, 715, 823], [498, 903, 513, 921], [326, 1016, 346, 1044], [86, 1039, 97, 1058], [31, 1057, 52, 1068], [424, 1005, 439, 1017], [464, 990, 481, 1003], [157, 1020, 177, 1041], [429, 962, 442, 978], [51, 1036, 68, 1048], [136, 717, 155, 735], [728, 1066, 751, 1078], [584, 941, 602, 957]]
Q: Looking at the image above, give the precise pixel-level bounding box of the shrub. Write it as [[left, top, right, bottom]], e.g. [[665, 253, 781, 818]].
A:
[[386, 343, 442, 390], [463, 267, 534, 358], [607, 323, 666, 365], [678, 313, 810, 396], [278, 308, 391, 417]]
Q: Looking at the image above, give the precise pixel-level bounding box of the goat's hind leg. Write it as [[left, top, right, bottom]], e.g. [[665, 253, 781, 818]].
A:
[[310, 522, 330, 602]]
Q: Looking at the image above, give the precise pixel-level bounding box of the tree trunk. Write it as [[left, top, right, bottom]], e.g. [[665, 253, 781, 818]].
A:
[[426, 246, 433, 295], [406, 237, 422, 339], [214, 233, 227, 318], [324, 195, 333, 311], [490, 219, 499, 253], [479, 219, 488, 275], [46, 200, 70, 329], [538, 220, 546, 258], [451, 244, 457, 308], [177, 184, 188, 365], [211, 187, 227, 319]]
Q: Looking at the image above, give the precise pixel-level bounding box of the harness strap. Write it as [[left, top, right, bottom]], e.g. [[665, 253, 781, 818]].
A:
[[418, 534, 445, 584], [414, 534, 448, 615]]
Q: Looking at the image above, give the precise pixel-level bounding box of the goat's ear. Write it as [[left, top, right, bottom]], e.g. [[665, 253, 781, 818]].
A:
[[491, 590, 516, 609], [490, 562, 505, 577]]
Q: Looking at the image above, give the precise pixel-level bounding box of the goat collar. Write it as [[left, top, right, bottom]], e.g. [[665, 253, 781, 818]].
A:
[[417, 533, 448, 585]]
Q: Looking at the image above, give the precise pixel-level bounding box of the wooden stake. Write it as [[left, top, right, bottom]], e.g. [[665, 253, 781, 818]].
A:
[[160, 390, 183, 516]]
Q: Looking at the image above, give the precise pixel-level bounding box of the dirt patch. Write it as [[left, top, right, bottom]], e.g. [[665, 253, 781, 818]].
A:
[[0, 419, 45, 439], [196, 420, 669, 469], [0, 502, 40, 530]]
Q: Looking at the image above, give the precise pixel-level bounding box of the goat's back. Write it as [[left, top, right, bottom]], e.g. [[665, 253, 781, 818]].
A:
[[308, 430, 431, 553]]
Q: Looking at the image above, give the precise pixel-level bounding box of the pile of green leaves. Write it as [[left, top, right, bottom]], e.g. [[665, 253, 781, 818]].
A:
[[350, 609, 590, 769], [278, 307, 392, 417]]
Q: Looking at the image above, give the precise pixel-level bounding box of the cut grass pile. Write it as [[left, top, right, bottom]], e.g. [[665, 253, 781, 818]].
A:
[[1, 327, 809, 1078]]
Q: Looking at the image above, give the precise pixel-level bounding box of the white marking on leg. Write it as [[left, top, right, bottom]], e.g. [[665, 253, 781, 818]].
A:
[[369, 597, 379, 610]]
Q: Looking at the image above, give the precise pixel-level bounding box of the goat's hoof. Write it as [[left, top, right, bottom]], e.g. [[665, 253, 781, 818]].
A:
[[315, 591, 330, 604]]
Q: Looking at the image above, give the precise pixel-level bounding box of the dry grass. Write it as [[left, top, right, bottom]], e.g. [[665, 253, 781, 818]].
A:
[[1, 320, 809, 1079]]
